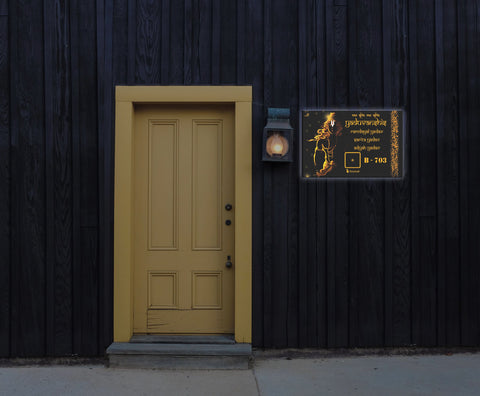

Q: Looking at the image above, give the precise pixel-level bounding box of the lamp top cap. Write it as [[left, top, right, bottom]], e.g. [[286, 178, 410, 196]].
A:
[[267, 107, 290, 119]]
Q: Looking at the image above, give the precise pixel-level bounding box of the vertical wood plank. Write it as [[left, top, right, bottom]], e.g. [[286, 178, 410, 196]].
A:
[[387, 0, 411, 347], [70, 0, 81, 356], [44, 0, 56, 357], [211, 0, 220, 84], [184, 0, 193, 84], [168, 1, 186, 85], [313, 0, 328, 348], [169, 0, 184, 84], [297, 0, 307, 347], [332, 3, 349, 348], [408, 0, 422, 348], [220, 0, 236, 84], [326, 0, 349, 348], [96, 0, 107, 350], [269, 0, 291, 341], [100, 0, 115, 354], [346, 0, 359, 347], [44, 0, 73, 356], [0, 10, 9, 357], [71, 0, 100, 356], [266, 0, 299, 348], [434, 0, 446, 347], [459, 0, 480, 347], [113, 0, 129, 85], [195, 0, 211, 83], [286, 0, 299, 348], [414, 0, 438, 346], [437, 0, 461, 347], [136, 0, 161, 84], [10, 0, 46, 357], [382, 0, 394, 348], [262, 163, 273, 348], [236, 0, 246, 84], [247, 0, 264, 347], [262, 0, 273, 347], [348, 0, 385, 347], [297, 0, 319, 348], [160, 0, 170, 84], [127, 0, 136, 83]]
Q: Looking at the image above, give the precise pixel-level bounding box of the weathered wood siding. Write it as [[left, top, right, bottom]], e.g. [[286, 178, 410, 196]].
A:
[[0, 0, 479, 356]]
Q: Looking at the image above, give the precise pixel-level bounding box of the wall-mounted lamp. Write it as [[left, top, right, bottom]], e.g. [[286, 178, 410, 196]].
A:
[[262, 108, 293, 162]]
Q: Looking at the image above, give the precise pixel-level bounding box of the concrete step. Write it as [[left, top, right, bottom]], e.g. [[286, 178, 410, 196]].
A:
[[106, 342, 252, 370]]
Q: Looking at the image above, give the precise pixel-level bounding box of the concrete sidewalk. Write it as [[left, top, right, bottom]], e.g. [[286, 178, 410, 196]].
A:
[[1, 353, 479, 395]]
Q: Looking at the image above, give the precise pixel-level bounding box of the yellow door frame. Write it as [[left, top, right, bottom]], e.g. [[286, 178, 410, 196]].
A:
[[113, 86, 252, 343]]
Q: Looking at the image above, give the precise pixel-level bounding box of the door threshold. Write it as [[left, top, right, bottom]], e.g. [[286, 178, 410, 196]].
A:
[[129, 334, 235, 345]]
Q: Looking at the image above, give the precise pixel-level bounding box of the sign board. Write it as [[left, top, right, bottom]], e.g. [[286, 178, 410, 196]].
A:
[[300, 109, 404, 179]]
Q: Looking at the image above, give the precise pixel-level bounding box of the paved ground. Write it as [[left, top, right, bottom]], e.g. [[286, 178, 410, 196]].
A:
[[1, 353, 480, 395]]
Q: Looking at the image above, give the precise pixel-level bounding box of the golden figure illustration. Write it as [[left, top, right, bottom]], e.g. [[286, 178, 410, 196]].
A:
[[308, 112, 342, 176]]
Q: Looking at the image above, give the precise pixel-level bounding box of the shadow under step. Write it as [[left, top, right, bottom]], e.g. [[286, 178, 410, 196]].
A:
[[106, 342, 252, 370]]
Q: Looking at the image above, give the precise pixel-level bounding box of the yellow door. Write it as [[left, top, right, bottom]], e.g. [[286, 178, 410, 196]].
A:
[[133, 104, 235, 334]]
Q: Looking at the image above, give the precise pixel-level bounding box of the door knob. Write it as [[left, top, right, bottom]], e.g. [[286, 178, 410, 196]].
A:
[[225, 204, 232, 211], [225, 255, 233, 268]]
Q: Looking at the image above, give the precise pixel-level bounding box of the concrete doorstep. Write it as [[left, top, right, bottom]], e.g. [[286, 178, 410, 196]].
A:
[[106, 342, 252, 370]]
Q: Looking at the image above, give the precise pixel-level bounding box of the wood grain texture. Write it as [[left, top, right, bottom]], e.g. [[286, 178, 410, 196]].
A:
[[127, 0, 136, 84], [261, 0, 273, 348], [408, 0, 421, 348], [11, 0, 46, 357], [386, 0, 411, 347], [414, 0, 438, 346], [349, 0, 385, 347], [100, 0, 115, 354], [0, 0, 6, 15], [459, 0, 480, 347], [3, 0, 480, 356], [297, 0, 308, 348], [236, 0, 246, 84], [44, 0, 74, 356], [0, 14, 9, 357], [436, 0, 460, 347], [248, 0, 265, 348], [113, 0, 129, 85], [136, 0, 161, 83], [269, 0, 295, 346], [382, 0, 394, 347], [327, 1, 349, 348], [183, 0, 193, 84], [194, 0, 212, 83]]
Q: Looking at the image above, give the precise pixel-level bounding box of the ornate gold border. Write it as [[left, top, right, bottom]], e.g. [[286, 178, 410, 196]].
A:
[[391, 110, 399, 177]]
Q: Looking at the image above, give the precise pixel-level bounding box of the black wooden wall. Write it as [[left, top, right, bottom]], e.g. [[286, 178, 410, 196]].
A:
[[1, 0, 479, 356]]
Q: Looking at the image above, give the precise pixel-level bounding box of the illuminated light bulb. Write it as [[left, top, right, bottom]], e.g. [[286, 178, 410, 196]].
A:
[[266, 133, 289, 157], [272, 142, 283, 154]]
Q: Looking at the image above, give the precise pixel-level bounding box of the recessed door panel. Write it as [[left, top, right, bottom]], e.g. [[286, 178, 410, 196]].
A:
[[148, 121, 178, 250], [192, 120, 223, 250]]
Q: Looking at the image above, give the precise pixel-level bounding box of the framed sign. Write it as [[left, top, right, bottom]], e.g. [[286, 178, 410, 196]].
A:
[[300, 109, 404, 179]]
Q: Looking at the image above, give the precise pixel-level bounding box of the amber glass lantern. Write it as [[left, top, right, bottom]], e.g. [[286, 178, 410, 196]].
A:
[[262, 108, 293, 162]]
